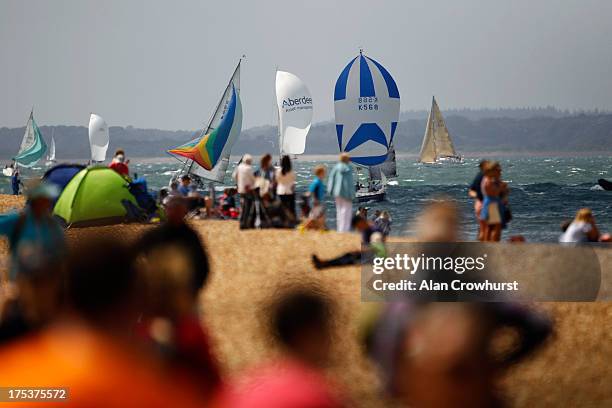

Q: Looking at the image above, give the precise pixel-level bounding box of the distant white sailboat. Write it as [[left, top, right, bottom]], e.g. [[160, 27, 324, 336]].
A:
[[4, 109, 48, 176], [46, 130, 57, 165], [275, 70, 313, 158], [88, 113, 109, 163], [418, 96, 462, 164]]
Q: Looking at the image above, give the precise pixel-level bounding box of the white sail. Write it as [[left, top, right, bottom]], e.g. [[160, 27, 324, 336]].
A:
[[418, 97, 458, 163], [88, 113, 109, 162], [48, 133, 56, 162], [275, 70, 313, 155]]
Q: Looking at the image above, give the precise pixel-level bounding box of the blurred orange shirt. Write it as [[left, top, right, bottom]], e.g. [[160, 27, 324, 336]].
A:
[[0, 321, 206, 408]]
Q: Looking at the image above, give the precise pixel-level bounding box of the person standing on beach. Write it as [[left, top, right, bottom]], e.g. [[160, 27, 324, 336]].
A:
[[255, 153, 276, 199], [480, 161, 508, 242], [233, 154, 256, 229], [276, 155, 297, 223], [11, 169, 22, 195], [302, 165, 327, 230], [327, 153, 355, 232], [468, 160, 489, 241]]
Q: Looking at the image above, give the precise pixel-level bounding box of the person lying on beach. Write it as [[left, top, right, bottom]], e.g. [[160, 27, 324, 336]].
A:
[[311, 215, 385, 269], [560, 208, 611, 243], [217, 288, 347, 407]]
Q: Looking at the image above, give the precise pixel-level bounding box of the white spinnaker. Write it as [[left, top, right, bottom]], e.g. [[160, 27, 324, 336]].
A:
[[275, 71, 313, 155], [88, 113, 109, 162]]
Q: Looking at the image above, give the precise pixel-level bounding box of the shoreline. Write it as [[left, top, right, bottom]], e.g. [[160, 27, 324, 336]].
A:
[[3, 151, 611, 165]]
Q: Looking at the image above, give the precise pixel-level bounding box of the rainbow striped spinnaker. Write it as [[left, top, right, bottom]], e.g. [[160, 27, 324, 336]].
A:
[[168, 60, 243, 183]]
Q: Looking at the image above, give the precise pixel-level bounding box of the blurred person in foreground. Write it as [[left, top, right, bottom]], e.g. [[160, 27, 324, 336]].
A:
[[0, 237, 205, 408], [108, 148, 130, 177], [374, 210, 392, 238], [468, 160, 489, 241], [218, 288, 346, 407], [327, 153, 355, 232], [312, 215, 385, 269], [559, 208, 611, 243], [134, 196, 220, 398], [0, 182, 66, 343], [362, 301, 552, 408]]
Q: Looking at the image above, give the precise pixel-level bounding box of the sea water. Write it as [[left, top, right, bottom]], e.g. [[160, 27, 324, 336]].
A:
[[1, 156, 609, 242]]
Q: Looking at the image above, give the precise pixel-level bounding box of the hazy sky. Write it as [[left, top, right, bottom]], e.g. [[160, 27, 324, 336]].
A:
[[1, 0, 611, 130]]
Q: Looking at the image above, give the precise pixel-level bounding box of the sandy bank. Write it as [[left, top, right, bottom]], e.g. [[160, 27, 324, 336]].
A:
[[0, 194, 611, 406]]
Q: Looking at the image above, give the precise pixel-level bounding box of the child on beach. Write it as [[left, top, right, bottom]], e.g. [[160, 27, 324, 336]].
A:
[[300, 165, 327, 230]]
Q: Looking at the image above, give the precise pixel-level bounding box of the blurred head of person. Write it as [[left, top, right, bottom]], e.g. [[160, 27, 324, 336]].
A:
[[66, 237, 139, 333], [339, 152, 350, 164], [365, 303, 501, 408], [478, 159, 490, 171], [357, 206, 368, 218], [136, 245, 197, 318], [242, 154, 253, 165], [261, 153, 272, 170], [270, 288, 334, 367], [314, 164, 326, 179], [165, 196, 189, 225], [483, 161, 501, 179], [574, 208, 594, 223], [351, 214, 369, 232], [280, 155, 292, 175], [181, 175, 191, 186], [25, 181, 60, 218], [114, 148, 125, 157], [415, 199, 460, 242]]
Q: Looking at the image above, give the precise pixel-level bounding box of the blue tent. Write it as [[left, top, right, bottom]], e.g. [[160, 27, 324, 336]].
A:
[[42, 163, 86, 202]]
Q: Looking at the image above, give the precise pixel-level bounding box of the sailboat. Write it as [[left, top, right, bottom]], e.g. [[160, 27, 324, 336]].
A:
[[334, 50, 400, 202], [4, 109, 48, 176], [168, 59, 243, 188], [275, 70, 313, 158], [46, 130, 57, 165], [418, 96, 462, 164], [89, 113, 109, 163]]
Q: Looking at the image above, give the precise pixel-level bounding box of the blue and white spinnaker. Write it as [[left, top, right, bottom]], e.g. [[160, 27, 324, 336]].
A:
[[334, 51, 400, 166]]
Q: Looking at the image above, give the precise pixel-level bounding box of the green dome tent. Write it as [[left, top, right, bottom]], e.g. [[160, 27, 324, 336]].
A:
[[53, 167, 145, 227]]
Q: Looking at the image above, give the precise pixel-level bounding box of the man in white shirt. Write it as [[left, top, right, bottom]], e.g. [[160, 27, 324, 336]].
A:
[[233, 154, 256, 229]]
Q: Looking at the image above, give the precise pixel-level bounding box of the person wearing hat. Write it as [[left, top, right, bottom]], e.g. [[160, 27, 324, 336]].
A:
[[0, 181, 65, 282], [109, 148, 130, 177], [327, 153, 355, 232]]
